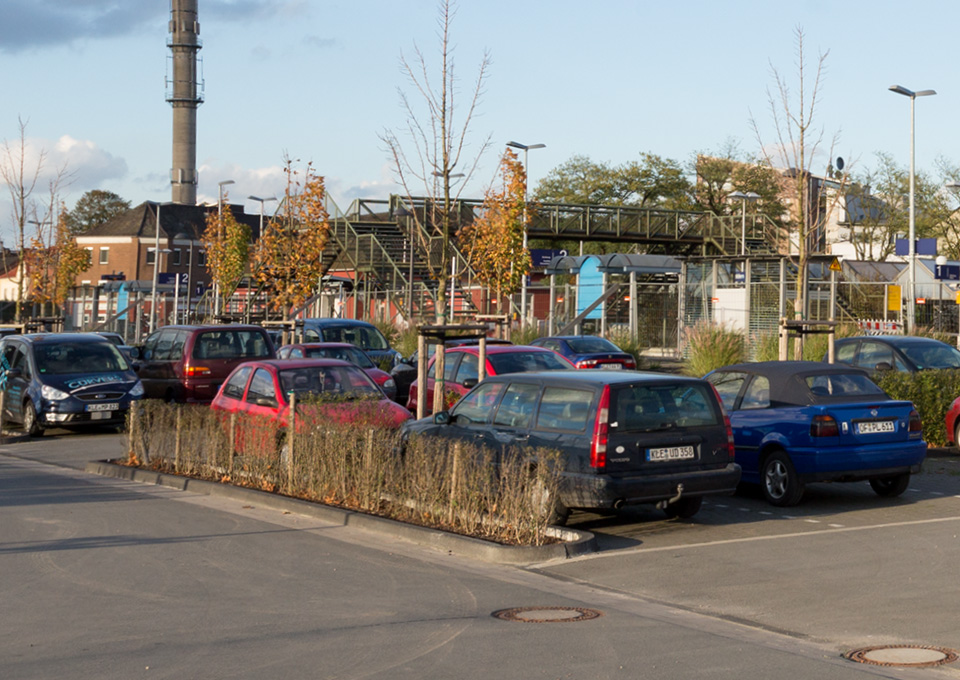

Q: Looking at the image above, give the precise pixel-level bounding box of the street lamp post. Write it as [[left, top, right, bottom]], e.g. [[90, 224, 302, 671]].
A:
[[173, 231, 196, 324], [248, 195, 277, 243], [506, 141, 545, 325], [728, 191, 761, 256], [889, 84, 936, 335], [148, 202, 175, 335]]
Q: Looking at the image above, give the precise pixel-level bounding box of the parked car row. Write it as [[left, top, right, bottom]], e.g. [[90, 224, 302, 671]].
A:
[[401, 359, 928, 523], [0, 326, 947, 529]]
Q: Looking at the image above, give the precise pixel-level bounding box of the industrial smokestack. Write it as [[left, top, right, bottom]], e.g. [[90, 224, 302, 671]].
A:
[[167, 0, 204, 205]]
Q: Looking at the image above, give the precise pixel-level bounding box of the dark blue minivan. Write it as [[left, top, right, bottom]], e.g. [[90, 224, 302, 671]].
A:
[[1, 333, 143, 436]]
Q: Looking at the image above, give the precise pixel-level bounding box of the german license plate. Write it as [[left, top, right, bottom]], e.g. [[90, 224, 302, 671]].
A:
[[600, 363, 622, 370], [647, 445, 695, 462], [857, 420, 895, 434], [86, 403, 119, 412]]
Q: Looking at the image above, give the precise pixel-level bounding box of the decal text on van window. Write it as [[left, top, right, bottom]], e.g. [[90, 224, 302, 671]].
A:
[[66, 375, 124, 390]]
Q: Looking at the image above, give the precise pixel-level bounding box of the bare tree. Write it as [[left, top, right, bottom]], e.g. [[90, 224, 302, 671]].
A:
[[380, 0, 492, 414], [1, 117, 46, 322], [751, 27, 848, 357], [380, 0, 491, 325]]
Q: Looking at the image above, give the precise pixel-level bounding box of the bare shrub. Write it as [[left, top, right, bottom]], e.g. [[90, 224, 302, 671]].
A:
[[124, 401, 562, 546]]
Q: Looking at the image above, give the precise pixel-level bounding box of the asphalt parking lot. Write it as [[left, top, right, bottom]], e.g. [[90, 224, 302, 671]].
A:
[[5, 430, 960, 677], [548, 452, 960, 651]]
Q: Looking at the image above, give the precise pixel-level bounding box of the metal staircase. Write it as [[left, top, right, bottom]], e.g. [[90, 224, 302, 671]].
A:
[[314, 195, 786, 322]]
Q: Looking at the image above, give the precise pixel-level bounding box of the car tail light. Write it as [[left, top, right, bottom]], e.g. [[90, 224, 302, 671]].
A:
[[709, 384, 736, 459], [623, 359, 636, 370], [810, 415, 839, 437], [186, 364, 212, 377], [590, 385, 609, 469], [723, 414, 735, 460], [909, 409, 923, 433], [577, 359, 598, 369]]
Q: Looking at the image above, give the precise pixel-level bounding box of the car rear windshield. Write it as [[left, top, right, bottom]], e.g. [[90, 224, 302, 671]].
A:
[[805, 373, 886, 398], [192, 330, 272, 360], [566, 337, 619, 353], [318, 325, 389, 351], [35, 342, 130, 375], [611, 383, 720, 432], [278, 365, 380, 398], [488, 351, 571, 374]]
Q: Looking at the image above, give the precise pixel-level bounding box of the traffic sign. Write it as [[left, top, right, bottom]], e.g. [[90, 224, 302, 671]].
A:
[[829, 258, 842, 272]]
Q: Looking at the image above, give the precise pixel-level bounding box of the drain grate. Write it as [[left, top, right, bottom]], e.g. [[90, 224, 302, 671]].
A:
[[845, 645, 959, 668], [491, 606, 603, 623]]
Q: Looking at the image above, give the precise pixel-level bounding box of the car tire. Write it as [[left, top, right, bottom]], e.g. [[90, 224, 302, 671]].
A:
[[955, 421, 960, 451], [869, 473, 910, 498], [22, 400, 43, 437], [761, 451, 803, 506], [663, 495, 703, 519]]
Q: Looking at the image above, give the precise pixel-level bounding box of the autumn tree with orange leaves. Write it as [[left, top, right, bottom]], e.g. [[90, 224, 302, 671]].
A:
[[202, 200, 251, 313], [459, 148, 530, 313], [253, 159, 330, 320], [24, 205, 90, 312]]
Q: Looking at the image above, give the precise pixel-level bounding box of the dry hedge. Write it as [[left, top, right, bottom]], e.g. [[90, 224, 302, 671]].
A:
[[124, 401, 563, 546]]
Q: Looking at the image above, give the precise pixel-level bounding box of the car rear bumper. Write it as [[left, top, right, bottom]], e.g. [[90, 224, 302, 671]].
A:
[[790, 440, 927, 480], [562, 463, 742, 511]]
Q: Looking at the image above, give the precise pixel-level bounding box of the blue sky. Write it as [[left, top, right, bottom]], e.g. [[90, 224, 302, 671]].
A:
[[0, 0, 956, 243]]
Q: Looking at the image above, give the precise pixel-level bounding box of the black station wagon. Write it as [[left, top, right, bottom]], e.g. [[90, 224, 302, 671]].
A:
[[400, 371, 741, 524]]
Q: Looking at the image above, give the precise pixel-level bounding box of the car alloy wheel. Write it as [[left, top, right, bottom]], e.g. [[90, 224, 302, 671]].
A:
[[761, 451, 802, 506], [23, 400, 42, 437]]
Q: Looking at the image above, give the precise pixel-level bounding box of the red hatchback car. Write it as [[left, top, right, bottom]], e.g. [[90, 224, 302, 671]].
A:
[[407, 345, 574, 414], [211, 359, 411, 431], [277, 342, 397, 401]]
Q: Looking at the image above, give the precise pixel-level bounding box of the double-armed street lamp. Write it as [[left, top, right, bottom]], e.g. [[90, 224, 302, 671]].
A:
[[889, 84, 936, 334], [728, 191, 761, 256], [506, 140, 546, 324], [248, 195, 277, 243]]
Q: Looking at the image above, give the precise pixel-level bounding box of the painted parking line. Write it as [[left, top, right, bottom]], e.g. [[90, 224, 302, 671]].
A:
[[571, 515, 960, 561]]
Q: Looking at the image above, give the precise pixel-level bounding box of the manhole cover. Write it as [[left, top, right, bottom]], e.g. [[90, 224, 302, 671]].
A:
[[845, 645, 959, 668], [492, 606, 603, 623]]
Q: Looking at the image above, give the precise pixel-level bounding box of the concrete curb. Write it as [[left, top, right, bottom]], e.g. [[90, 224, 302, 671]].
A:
[[85, 460, 598, 565]]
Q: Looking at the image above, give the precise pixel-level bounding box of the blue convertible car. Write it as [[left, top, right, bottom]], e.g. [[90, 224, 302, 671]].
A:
[[705, 361, 926, 506]]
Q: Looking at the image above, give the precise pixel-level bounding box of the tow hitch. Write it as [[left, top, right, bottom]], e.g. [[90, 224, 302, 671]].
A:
[[656, 483, 685, 510]]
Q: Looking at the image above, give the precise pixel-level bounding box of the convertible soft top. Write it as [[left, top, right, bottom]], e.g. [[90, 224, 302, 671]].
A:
[[710, 360, 888, 407]]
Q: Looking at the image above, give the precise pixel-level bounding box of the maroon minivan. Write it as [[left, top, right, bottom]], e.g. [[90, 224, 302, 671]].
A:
[[132, 325, 276, 402]]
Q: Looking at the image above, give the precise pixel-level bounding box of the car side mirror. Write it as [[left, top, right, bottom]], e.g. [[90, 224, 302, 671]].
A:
[[875, 362, 894, 372], [434, 411, 451, 425], [461, 378, 478, 389], [255, 396, 279, 408], [129, 347, 142, 360]]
